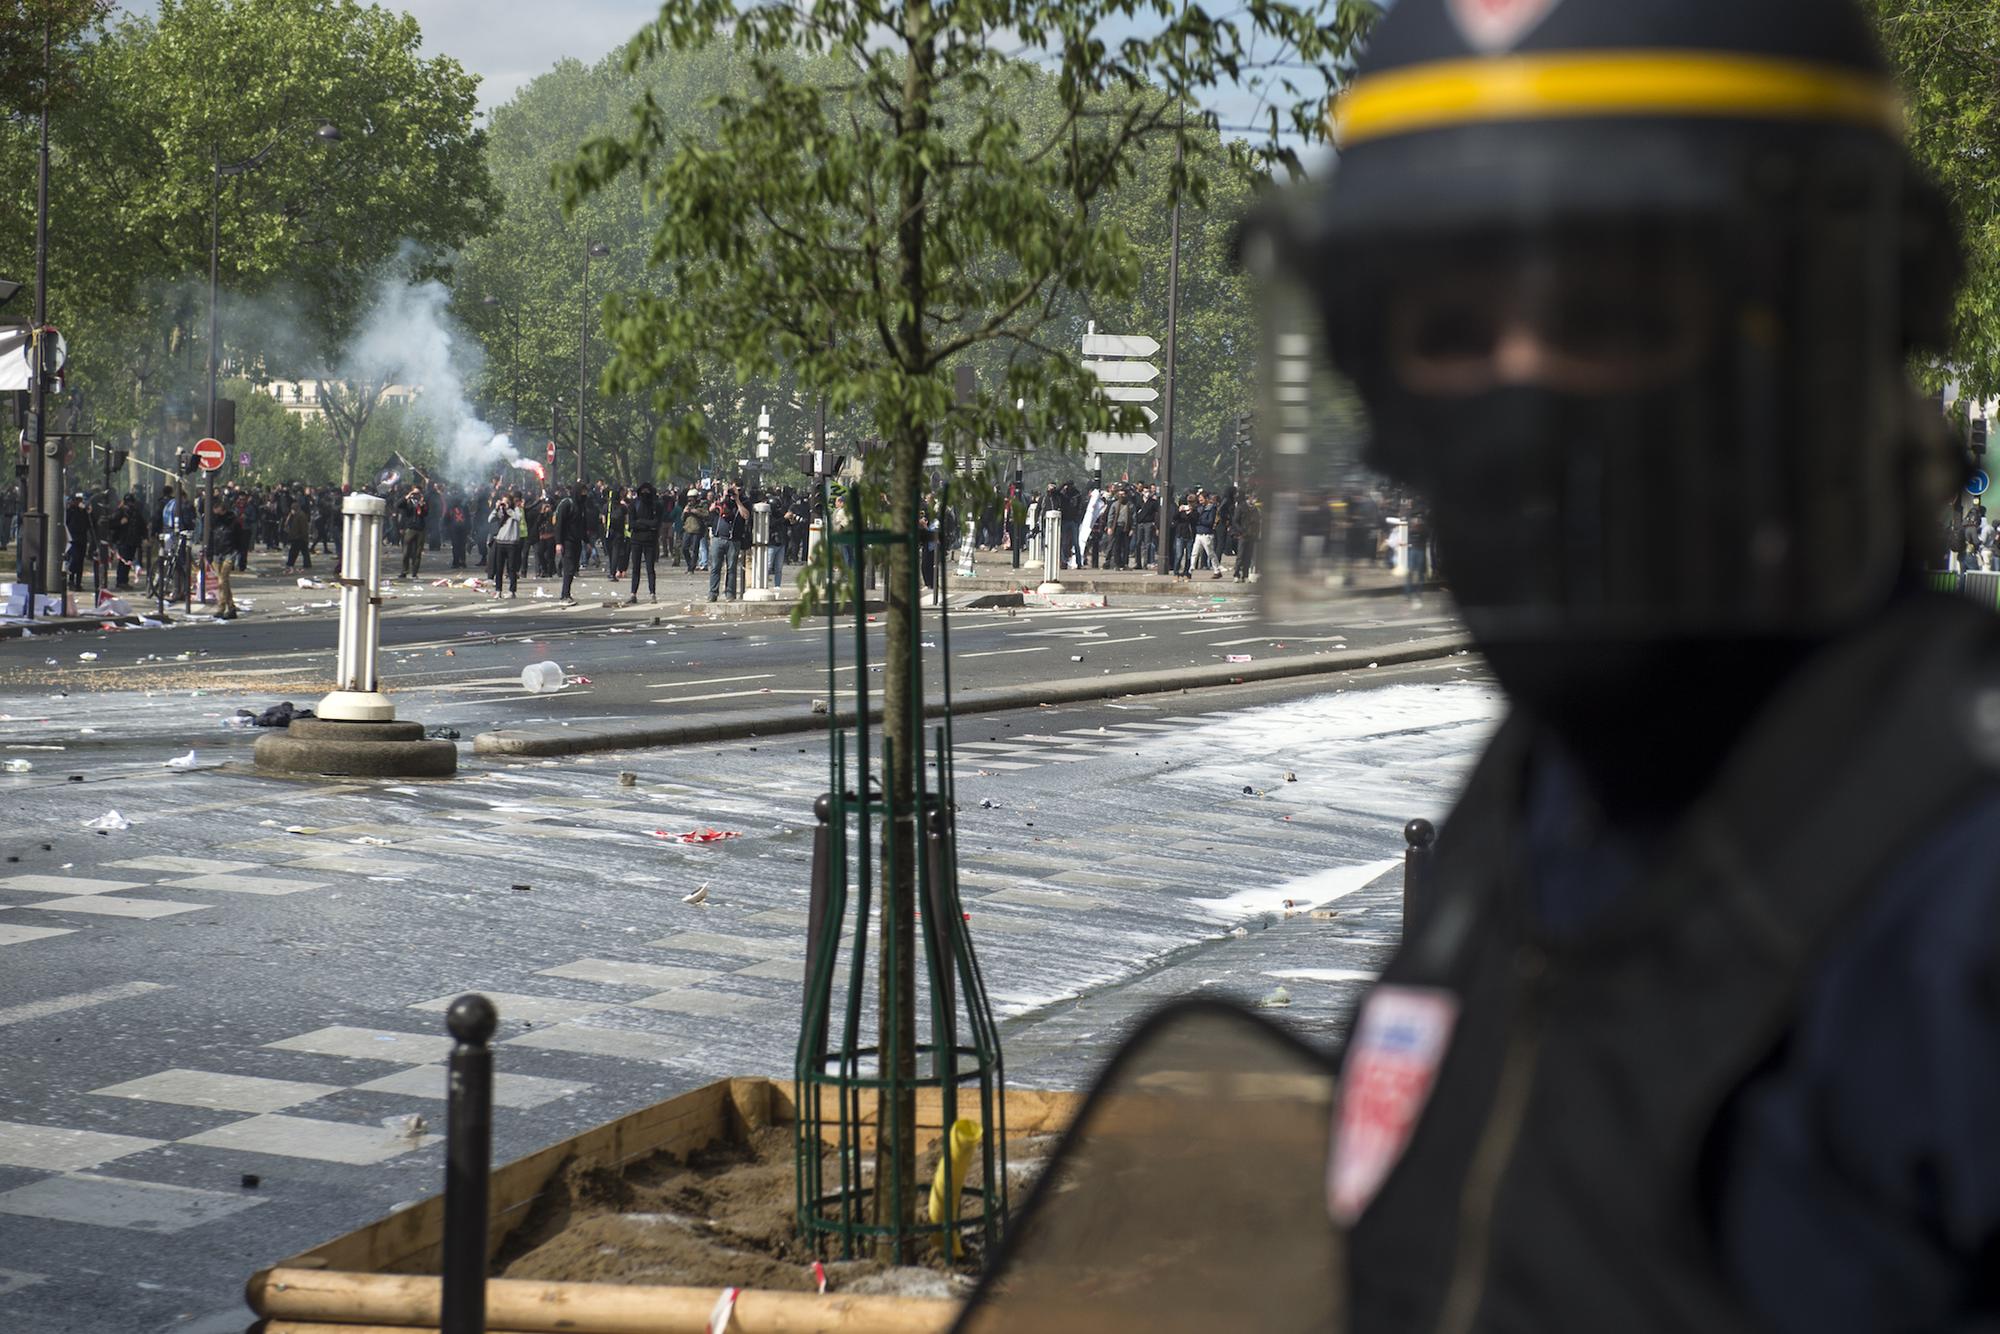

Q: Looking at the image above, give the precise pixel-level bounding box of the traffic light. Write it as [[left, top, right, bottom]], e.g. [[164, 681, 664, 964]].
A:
[[177, 451, 197, 474], [1236, 413, 1253, 448], [1974, 417, 1988, 459], [214, 397, 237, 447]]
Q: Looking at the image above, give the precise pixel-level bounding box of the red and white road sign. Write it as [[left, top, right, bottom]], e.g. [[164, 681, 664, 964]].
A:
[[193, 437, 226, 471]]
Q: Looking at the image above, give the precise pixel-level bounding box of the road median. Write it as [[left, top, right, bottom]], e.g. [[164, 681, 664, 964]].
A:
[[472, 633, 1474, 758]]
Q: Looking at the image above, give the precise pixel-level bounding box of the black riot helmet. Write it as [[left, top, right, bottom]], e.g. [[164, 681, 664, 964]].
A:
[[1290, 0, 1963, 644]]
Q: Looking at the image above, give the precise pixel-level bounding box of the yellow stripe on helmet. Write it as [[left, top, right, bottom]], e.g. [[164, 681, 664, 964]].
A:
[[1331, 51, 1905, 147]]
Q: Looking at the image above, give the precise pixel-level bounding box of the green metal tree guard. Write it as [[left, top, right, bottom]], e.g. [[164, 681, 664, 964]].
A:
[[795, 477, 1008, 1264]]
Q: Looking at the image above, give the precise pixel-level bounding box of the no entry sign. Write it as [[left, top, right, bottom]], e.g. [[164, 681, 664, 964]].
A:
[[193, 437, 225, 471]]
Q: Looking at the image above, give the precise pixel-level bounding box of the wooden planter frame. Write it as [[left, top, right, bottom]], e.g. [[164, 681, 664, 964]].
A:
[[246, 1076, 1079, 1334]]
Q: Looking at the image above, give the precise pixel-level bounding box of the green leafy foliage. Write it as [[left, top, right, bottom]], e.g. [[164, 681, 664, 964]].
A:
[[1869, 0, 2000, 395], [0, 0, 496, 474]]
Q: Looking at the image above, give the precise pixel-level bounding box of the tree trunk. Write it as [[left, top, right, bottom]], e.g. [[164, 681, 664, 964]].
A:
[[872, 0, 933, 1260]]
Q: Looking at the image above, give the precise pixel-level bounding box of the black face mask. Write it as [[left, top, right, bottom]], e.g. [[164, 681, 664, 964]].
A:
[[1376, 384, 1829, 817]]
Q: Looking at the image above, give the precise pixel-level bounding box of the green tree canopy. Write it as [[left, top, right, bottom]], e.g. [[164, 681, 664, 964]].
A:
[[0, 0, 496, 474], [1870, 0, 2000, 396]]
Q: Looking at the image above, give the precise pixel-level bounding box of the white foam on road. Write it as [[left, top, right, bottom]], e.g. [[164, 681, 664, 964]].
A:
[[1197, 855, 1404, 921]]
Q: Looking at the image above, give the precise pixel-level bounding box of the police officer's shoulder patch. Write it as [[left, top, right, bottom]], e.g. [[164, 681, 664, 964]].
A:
[[1328, 984, 1461, 1226], [1448, 0, 1562, 53]]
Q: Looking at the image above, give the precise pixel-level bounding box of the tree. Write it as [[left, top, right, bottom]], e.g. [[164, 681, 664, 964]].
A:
[[0, 0, 496, 471], [0, 0, 109, 119], [457, 46, 800, 489], [1868, 0, 2000, 396], [565, 0, 1374, 1247]]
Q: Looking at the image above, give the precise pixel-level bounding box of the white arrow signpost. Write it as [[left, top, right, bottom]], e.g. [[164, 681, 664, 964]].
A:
[[1082, 327, 1160, 466]]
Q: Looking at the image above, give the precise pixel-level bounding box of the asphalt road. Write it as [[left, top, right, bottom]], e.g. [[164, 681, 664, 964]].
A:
[[0, 567, 1463, 753], [0, 658, 1501, 1334]]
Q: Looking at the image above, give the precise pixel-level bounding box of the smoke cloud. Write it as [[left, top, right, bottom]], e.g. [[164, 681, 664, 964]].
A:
[[340, 270, 541, 484]]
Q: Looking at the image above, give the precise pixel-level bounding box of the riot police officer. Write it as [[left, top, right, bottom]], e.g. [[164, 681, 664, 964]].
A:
[[1276, 0, 1997, 1329]]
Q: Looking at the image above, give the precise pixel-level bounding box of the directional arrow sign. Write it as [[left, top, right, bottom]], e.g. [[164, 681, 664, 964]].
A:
[[1085, 432, 1158, 454], [1083, 359, 1160, 384], [1100, 385, 1159, 403], [1082, 333, 1161, 359]]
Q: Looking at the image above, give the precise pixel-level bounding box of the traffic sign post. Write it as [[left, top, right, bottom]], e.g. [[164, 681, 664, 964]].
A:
[[1082, 325, 1160, 490], [194, 437, 223, 607]]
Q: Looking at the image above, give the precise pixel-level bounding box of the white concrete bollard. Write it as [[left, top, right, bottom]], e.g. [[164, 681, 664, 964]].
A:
[[1038, 508, 1065, 594], [744, 500, 779, 602], [319, 494, 396, 722], [956, 517, 976, 579]]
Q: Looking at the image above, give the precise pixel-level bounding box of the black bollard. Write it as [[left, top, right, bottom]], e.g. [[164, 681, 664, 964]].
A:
[[441, 993, 498, 1334], [1403, 818, 1437, 937], [804, 794, 834, 1068], [924, 806, 956, 1042]]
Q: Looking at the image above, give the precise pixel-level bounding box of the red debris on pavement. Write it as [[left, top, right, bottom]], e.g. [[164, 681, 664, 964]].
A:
[[655, 828, 742, 844]]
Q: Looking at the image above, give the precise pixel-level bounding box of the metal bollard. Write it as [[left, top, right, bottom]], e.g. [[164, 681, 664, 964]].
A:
[[745, 501, 777, 600], [1402, 818, 1437, 936], [441, 993, 498, 1334], [320, 493, 395, 721], [924, 806, 957, 1055], [803, 794, 834, 1067], [1041, 509, 1063, 587]]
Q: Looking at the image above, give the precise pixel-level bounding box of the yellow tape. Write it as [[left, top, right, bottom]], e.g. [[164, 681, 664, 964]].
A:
[[1332, 51, 1904, 146]]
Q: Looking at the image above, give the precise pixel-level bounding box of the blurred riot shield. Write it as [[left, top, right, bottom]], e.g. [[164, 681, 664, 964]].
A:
[[1235, 217, 1428, 638], [952, 1000, 1343, 1334]]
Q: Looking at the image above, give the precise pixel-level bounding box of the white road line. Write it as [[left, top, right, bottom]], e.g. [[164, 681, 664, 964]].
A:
[[957, 646, 1050, 659], [1211, 636, 1277, 647], [648, 688, 777, 704], [1093, 634, 1155, 646], [0, 982, 169, 1029], [646, 673, 776, 689]]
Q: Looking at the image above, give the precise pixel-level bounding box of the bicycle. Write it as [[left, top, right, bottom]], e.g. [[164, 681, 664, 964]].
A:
[[147, 531, 193, 606]]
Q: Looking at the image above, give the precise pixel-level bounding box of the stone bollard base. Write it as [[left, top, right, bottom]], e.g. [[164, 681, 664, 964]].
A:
[[255, 717, 457, 779]]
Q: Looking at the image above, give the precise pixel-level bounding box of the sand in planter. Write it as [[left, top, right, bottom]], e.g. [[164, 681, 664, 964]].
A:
[[492, 1125, 1052, 1296]]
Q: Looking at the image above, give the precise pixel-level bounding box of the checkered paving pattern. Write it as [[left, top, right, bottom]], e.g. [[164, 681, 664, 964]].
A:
[[0, 682, 1498, 1281]]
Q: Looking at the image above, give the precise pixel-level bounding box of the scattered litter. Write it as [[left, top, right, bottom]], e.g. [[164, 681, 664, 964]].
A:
[[350, 836, 393, 847], [812, 1260, 829, 1294], [282, 825, 321, 835], [383, 1113, 429, 1141], [1, 759, 33, 773], [571, 675, 593, 686], [1285, 771, 1297, 783], [1225, 654, 1252, 664], [1257, 986, 1292, 1009], [220, 714, 253, 730], [426, 727, 461, 740], [512, 883, 532, 893], [1070, 654, 1084, 662], [618, 771, 638, 787], [163, 751, 200, 770], [78, 652, 97, 662], [979, 799, 996, 809], [84, 811, 130, 831], [1229, 926, 1249, 938], [656, 828, 741, 845], [810, 699, 829, 715], [521, 662, 566, 692], [1367, 662, 1379, 669], [66, 773, 81, 781], [1242, 785, 1254, 795], [253, 702, 313, 728], [295, 577, 326, 589], [239, 1175, 260, 1190], [444, 649, 456, 657], [683, 883, 710, 905]]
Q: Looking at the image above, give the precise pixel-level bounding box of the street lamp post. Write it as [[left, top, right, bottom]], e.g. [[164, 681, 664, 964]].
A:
[[206, 120, 340, 587], [577, 240, 609, 486], [480, 294, 522, 438]]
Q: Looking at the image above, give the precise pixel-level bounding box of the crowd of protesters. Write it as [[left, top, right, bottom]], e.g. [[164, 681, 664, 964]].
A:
[[3, 466, 1433, 614]]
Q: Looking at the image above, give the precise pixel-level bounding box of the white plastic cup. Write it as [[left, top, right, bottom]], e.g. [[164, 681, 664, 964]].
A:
[[521, 661, 567, 693]]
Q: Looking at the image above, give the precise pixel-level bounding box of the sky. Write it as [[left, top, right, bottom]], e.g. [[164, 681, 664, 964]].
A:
[[114, 0, 1325, 137]]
